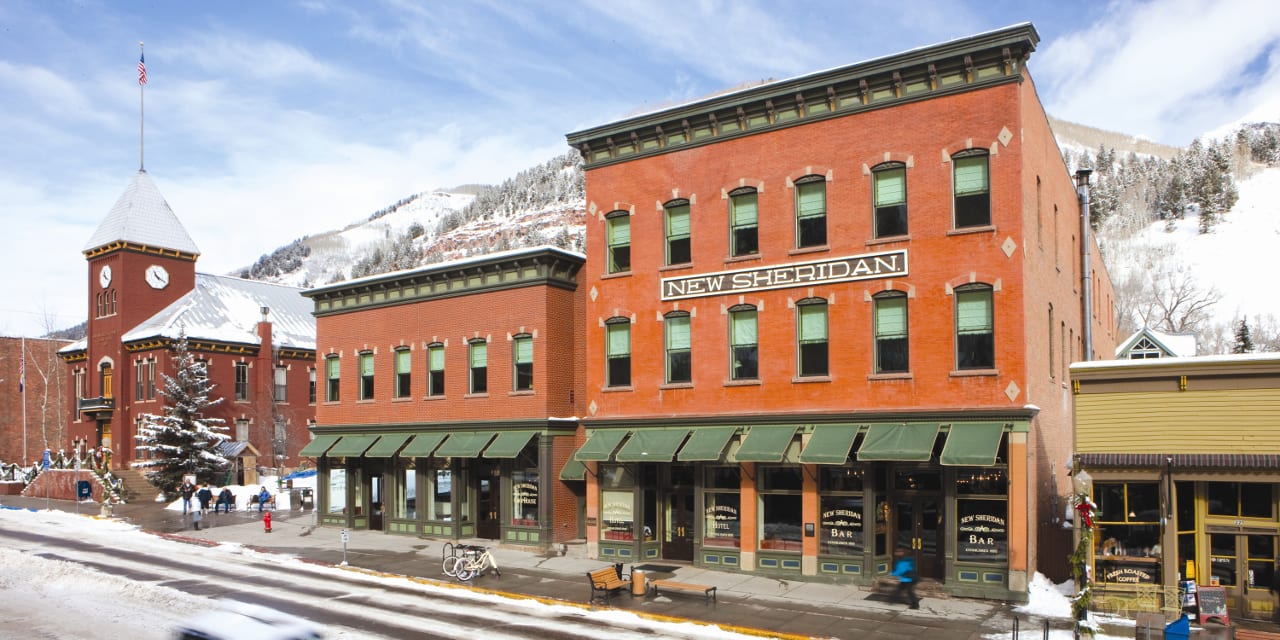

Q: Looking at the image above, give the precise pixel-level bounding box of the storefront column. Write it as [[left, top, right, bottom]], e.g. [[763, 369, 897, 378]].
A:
[[802, 464, 819, 575], [1008, 431, 1029, 592], [740, 462, 758, 571], [585, 461, 600, 558]]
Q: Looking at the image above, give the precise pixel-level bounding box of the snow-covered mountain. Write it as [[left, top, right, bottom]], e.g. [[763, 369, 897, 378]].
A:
[[237, 122, 1279, 355]]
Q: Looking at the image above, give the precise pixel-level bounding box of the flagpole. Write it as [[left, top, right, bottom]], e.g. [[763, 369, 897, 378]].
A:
[[139, 42, 145, 171], [21, 336, 27, 465]]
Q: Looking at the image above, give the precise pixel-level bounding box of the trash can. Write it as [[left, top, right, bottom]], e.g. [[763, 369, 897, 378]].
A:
[[632, 569, 647, 596], [290, 489, 302, 511], [1164, 614, 1190, 640]]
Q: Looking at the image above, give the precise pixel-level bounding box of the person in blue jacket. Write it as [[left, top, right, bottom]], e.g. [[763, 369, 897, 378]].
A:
[[257, 486, 271, 512], [892, 550, 920, 609]]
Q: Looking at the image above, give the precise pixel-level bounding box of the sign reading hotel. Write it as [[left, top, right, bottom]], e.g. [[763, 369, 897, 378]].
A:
[[661, 250, 908, 301]]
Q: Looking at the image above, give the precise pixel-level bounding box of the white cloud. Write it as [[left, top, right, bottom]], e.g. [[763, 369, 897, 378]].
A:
[[1037, 0, 1280, 145]]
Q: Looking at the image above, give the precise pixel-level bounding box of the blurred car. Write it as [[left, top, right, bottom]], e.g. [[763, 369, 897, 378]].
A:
[[174, 599, 324, 640]]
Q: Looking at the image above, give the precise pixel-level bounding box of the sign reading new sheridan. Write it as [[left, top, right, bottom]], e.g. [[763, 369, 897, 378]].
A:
[[661, 249, 908, 301]]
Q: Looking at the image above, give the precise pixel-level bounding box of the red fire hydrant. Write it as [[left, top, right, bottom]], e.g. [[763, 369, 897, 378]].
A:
[[263, 510, 272, 533]]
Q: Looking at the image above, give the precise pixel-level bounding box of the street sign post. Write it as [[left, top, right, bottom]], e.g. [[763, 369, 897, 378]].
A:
[[42, 449, 51, 511], [341, 529, 350, 566]]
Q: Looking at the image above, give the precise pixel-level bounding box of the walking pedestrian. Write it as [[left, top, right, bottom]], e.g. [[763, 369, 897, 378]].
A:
[[892, 550, 920, 609], [179, 479, 195, 515], [196, 484, 213, 514], [192, 508, 203, 531]]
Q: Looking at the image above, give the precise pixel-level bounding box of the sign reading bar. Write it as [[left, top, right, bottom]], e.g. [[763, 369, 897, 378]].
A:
[[661, 250, 908, 301]]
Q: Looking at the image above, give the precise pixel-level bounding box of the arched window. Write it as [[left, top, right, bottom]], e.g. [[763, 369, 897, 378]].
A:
[[955, 284, 994, 369], [664, 199, 691, 266], [469, 339, 488, 394], [873, 292, 908, 373], [664, 311, 691, 384], [794, 175, 827, 248], [728, 187, 759, 257], [606, 210, 631, 273], [872, 162, 907, 237], [427, 343, 446, 396], [796, 298, 828, 377], [728, 305, 758, 380], [512, 334, 533, 391], [953, 150, 990, 228], [605, 317, 631, 387]]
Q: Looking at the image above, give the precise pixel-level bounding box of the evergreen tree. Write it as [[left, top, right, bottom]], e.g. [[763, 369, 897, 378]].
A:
[[133, 331, 231, 496], [1234, 319, 1255, 354]]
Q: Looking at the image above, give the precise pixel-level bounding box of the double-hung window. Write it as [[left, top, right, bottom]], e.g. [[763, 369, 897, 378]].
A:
[[359, 352, 375, 400], [664, 312, 691, 384], [469, 340, 488, 394], [874, 292, 909, 373], [665, 200, 691, 265], [795, 177, 827, 248], [797, 299, 829, 377], [427, 343, 445, 396], [953, 151, 991, 228], [513, 335, 533, 391], [873, 163, 908, 237], [605, 318, 631, 387], [308, 368, 316, 404], [955, 285, 995, 369], [274, 366, 287, 402], [606, 211, 630, 273], [234, 362, 249, 401], [394, 349, 412, 398], [729, 188, 759, 257], [325, 356, 340, 402], [729, 306, 758, 380]]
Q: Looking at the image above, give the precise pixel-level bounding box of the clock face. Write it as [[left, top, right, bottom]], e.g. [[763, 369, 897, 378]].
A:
[[99, 265, 112, 288], [145, 264, 170, 289]]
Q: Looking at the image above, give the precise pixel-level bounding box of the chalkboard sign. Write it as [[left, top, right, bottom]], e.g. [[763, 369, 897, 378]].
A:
[[1196, 586, 1229, 626]]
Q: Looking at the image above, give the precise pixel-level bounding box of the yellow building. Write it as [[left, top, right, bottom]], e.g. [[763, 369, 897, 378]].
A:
[[1071, 354, 1280, 621]]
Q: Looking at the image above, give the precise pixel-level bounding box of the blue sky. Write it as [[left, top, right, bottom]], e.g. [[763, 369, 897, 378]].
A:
[[1, 0, 1278, 338]]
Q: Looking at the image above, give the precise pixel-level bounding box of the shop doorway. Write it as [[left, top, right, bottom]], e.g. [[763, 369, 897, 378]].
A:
[[369, 474, 383, 531], [477, 476, 501, 540], [1208, 530, 1277, 620], [895, 494, 943, 579], [663, 488, 695, 561]]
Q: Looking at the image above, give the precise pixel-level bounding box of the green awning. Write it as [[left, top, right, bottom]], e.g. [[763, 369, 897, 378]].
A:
[[615, 429, 690, 462], [940, 422, 1006, 466], [735, 425, 799, 462], [400, 433, 447, 458], [298, 434, 341, 458], [365, 433, 413, 458], [677, 426, 738, 462], [574, 429, 629, 461], [856, 423, 940, 462], [435, 432, 496, 458], [326, 434, 378, 458], [483, 431, 538, 458], [559, 457, 587, 481], [798, 424, 862, 465]]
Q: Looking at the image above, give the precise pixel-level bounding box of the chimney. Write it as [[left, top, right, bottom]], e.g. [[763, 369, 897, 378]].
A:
[[1075, 169, 1094, 362]]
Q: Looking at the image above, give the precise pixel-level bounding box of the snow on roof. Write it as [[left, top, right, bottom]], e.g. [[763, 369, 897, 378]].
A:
[[123, 273, 315, 350], [1114, 326, 1197, 358], [82, 170, 201, 256]]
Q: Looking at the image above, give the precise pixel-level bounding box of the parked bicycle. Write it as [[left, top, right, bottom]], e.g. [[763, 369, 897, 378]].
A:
[[442, 543, 500, 581]]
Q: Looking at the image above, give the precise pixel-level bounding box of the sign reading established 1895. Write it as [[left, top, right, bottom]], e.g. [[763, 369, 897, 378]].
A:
[[660, 249, 908, 301]]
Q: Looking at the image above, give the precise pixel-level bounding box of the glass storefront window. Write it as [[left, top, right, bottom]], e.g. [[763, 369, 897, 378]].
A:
[[820, 495, 863, 555], [819, 466, 865, 492], [956, 499, 1007, 562], [600, 464, 634, 489], [759, 467, 803, 552], [602, 490, 635, 541], [956, 468, 1007, 495], [704, 467, 741, 548], [430, 469, 452, 520], [1095, 482, 1161, 584], [1207, 482, 1274, 519], [396, 467, 416, 519], [511, 470, 539, 526], [328, 467, 347, 514]]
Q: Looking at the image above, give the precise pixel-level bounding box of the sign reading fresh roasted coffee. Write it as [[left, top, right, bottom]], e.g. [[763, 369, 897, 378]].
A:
[[661, 250, 908, 301]]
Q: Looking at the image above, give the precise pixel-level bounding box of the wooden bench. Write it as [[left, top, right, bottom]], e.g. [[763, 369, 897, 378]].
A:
[[587, 565, 631, 604], [650, 579, 716, 603]]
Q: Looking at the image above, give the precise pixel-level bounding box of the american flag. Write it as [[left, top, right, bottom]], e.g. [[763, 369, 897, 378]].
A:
[[138, 52, 147, 86], [17, 349, 24, 394]]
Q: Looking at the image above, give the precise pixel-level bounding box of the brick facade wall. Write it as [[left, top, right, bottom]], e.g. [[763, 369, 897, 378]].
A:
[[0, 337, 71, 466]]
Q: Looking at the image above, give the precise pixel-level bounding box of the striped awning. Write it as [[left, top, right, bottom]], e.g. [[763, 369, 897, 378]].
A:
[[1078, 453, 1280, 469]]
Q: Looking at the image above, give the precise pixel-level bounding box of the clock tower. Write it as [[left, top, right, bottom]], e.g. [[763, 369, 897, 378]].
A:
[[77, 170, 200, 457]]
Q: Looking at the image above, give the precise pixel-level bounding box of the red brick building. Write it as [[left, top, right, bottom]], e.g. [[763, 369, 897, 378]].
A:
[[565, 23, 1117, 600], [300, 247, 586, 548], [0, 336, 71, 467], [59, 170, 316, 487]]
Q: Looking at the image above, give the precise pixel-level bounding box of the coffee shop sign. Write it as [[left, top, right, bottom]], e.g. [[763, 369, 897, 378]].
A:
[[661, 250, 908, 301]]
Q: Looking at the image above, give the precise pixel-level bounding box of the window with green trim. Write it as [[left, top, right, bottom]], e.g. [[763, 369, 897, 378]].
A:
[[873, 163, 908, 237], [513, 334, 533, 391], [469, 340, 488, 394], [955, 285, 994, 369], [665, 312, 691, 384], [605, 318, 631, 387], [729, 188, 759, 257], [795, 177, 827, 248], [665, 200, 691, 265], [953, 151, 990, 228], [729, 305, 758, 380], [606, 211, 630, 273], [359, 352, 374, 400], [394, 348, 412, 398], [874, 292, 908, 373], [325, 355, 340, 402], [797, 299, 828, 377], [427, 343, 445, 397]]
